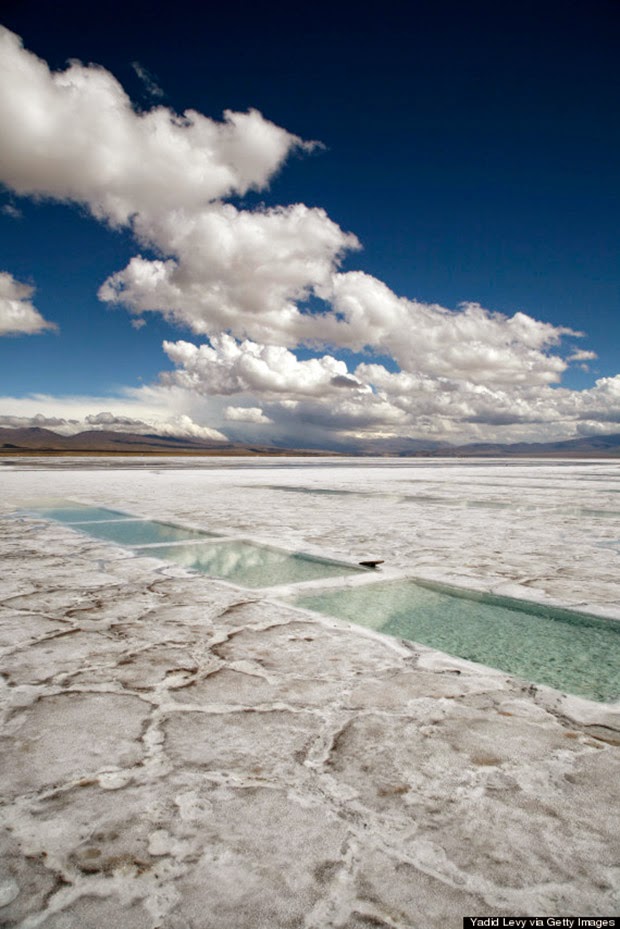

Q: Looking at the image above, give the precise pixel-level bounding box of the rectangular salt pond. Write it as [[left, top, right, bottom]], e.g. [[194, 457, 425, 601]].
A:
[[71, 519, 217, 546], [21, 503, 364, 586], [135, 539, 365, 588], [293, 580, 620, 703], [25, 505, 131, 522], [23, 505, 217, 546]]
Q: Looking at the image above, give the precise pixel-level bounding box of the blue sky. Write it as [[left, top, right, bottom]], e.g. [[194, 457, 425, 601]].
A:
[[0, 0, 619, 449]]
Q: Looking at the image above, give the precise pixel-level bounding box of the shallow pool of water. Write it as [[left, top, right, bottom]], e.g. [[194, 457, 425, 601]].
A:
[[293, 580, 620, 703], [25, 504, 131, 522], [136, 539, 365, 588], [22, 502, 364, 587], [72, 519, 217, 546]]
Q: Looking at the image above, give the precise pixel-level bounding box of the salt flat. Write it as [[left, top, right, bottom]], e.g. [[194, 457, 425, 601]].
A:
[[1, 457, 619, 927]]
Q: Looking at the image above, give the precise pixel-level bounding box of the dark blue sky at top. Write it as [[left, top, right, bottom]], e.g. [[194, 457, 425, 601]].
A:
[[1, 0, 618, 397]]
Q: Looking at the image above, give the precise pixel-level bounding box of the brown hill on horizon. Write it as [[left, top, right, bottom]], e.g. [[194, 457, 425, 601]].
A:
[[0, 426, 340, 456], [1, 426, 620, 457]]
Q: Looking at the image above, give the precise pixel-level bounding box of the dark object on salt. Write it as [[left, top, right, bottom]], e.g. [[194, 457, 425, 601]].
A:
[[358, 559, 384, 568]]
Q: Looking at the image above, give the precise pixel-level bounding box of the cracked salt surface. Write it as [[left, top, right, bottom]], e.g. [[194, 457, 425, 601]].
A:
[[1, 457, 620, 927]]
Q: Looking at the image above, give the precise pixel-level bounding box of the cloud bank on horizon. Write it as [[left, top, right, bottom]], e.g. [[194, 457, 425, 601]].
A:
[[0, 25, 619, 449]]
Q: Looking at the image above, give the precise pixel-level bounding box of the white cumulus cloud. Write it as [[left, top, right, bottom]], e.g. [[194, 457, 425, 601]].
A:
[[163, 334, 370, 398], [320, 273, 575, 386], [0, 26, 307, 226], [154, 414, 226, 441], [0, 27, 359, 349], [159, 336, 620, 446], [224, 406, 273, 424], [99, 202, 359, 339], [0, 272, 56, 336]]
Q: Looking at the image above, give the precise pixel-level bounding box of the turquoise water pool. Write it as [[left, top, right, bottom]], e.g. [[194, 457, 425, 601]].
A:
[[26, 505, 130, 522], [24, 505, 214, 544], [293, 580, 620, 703], [135, 539, 364, 588], [72, 519, 217, 546], [23, 502, 364, 588]]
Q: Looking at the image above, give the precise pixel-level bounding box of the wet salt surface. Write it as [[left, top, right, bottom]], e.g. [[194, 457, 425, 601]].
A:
[[1, 457, 620, 927]]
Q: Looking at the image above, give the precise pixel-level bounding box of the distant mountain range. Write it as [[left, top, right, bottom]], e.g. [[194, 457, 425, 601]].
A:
[[441, 433, 620, 458], [0, 426, 302, 456], [1, 425, 620, 457], [365, 432, 620, 458]]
